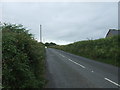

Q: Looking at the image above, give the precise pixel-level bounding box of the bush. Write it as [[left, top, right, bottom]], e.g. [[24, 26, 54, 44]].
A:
[[52, 36, 120, 67], [2, 23, 46, 88]]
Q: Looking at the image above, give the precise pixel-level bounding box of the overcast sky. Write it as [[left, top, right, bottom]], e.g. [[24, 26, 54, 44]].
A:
[[1, 2, 118, 45]]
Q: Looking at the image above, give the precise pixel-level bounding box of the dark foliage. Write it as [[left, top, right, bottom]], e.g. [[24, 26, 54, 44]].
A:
[[52, 36, 120, 67], [45, 42, 56, 47], [2, 23, 46, 88]]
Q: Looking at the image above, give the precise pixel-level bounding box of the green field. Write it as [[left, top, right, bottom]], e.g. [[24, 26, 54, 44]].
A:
[[52, 36, 120, 67], [2, 23, 46, 88]]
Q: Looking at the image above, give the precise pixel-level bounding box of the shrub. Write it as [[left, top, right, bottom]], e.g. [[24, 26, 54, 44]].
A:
[[52, 36, 120, 67], [2, 23, 46, 88]]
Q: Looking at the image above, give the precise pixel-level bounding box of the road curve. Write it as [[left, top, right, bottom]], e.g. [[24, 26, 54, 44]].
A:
[[45, 48, 119, 88]]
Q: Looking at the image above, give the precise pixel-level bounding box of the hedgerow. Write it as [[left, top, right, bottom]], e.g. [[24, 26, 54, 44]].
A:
[[52, 35, 120, 67], [2, 23, 46, 88]]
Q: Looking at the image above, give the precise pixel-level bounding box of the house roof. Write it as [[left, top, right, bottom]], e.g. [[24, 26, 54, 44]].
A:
[[106, 29, 120, 37]]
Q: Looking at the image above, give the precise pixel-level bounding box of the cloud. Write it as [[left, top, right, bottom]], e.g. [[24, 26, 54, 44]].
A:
[[2, 2, 118, 45]]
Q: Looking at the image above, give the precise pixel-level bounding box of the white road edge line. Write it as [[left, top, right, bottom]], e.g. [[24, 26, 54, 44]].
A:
[[68, 59, 86, 68], [104, 78, 120, 87]]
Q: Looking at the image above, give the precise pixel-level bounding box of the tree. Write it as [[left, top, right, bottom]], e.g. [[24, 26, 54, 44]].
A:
[[45, 42, 56, 46]]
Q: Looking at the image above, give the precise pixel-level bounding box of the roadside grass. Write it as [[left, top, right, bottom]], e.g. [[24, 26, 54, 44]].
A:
[[2, 23, 46, 88], [52, 36, 120, 67]]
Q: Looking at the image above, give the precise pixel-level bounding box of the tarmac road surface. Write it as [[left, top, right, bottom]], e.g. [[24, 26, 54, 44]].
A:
[[45, 48, 119, 88]]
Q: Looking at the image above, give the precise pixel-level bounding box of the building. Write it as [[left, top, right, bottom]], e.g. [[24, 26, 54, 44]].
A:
[[106, 29, 120, 38]]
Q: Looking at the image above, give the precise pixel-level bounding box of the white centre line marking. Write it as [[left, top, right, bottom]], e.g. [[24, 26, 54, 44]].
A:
[[59, 54, 65, 57], [59, 53, 85, 69], [68, 59, 86, 68], [104, 78, 120, 87], [59, 54, 62, 55]]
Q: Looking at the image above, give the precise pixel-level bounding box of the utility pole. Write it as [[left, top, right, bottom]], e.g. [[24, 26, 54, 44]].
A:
[[40, 24, 42, 42]]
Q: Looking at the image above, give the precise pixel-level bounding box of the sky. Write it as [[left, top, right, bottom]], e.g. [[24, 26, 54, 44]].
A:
[[1, 2, 118, 45]]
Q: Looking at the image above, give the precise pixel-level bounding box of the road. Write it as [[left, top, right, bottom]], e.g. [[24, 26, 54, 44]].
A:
[[45, 48, 119, 88]]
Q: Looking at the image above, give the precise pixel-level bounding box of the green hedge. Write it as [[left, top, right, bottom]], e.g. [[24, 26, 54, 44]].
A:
[[2, 23, 46, 88], [53, 36, 120, 67]]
